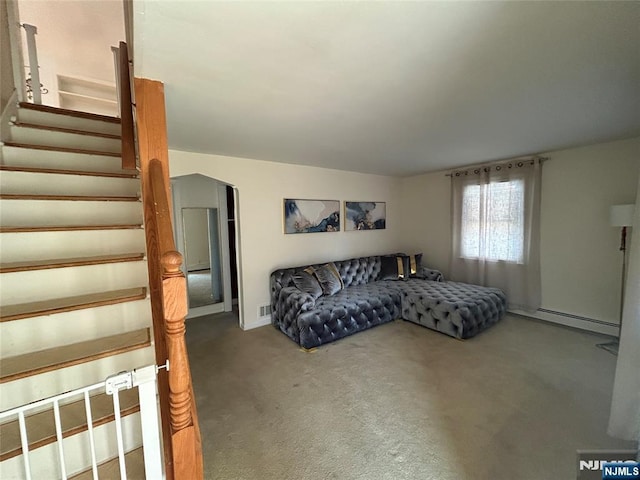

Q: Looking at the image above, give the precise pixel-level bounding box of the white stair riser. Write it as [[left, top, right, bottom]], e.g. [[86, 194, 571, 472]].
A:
[[0, 105, 157, 476], [1, 300, 152, 357], [9, 125, 121, 154], [0, 229, 145, 263], [61, 96, 118, 118], [0, 413, 143, 479], [0, 199, 143, 227], [0, 261, 149, 305], [0, 346, 155, 411], [0, 171, 140, 197], [1, 146, 126, 173], [16, 108, 121, 136]]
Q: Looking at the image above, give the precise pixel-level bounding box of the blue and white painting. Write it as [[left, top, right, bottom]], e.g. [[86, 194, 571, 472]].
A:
[[345, 201, 386, 231], [284, 199, 340, 234]]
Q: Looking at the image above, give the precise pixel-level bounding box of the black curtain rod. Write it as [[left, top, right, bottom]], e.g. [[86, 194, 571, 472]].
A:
[[444, 156, 549, 177]]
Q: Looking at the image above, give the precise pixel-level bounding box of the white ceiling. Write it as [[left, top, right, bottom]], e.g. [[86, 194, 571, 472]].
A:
[[134, 1, 640, 177]]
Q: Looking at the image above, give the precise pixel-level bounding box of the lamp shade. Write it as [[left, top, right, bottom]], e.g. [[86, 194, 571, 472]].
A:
[[610, 204, 635, 227]]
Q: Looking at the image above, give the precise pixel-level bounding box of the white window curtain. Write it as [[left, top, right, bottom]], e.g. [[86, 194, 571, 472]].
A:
[[450, 159, 542, 311]]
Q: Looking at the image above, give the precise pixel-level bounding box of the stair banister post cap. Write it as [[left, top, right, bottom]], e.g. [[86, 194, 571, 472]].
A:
[[161, 251, 183, 277]]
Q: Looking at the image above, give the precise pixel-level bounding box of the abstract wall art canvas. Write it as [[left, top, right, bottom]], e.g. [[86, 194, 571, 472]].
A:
[[345, 201, 386, 231], [284, 199, 340, 234]]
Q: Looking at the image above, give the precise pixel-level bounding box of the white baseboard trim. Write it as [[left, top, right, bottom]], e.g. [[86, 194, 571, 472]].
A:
[[510, 308, 618, 337], [242, 309, 618, 334], [242, 316, 271, 331]]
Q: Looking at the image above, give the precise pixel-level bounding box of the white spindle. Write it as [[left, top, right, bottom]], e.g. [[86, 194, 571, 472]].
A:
[[83, 391, 100, 480], [134, 365, 164, 479], [6, 0, 27, 102], [22, 24, 41, 104], [53, 400, 68, 479], [17, 411, 32, 480], [112, 390, 128, 480]]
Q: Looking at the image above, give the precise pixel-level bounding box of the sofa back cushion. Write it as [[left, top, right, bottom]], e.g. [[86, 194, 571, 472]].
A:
[[334, 256, 382, 288], [270, 256, 383, 314]]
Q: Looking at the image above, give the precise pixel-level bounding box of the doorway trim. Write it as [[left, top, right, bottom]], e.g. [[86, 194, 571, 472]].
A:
[[170, 174, 240, 322]]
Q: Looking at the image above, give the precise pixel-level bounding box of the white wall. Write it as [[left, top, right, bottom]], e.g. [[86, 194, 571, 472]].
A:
[[400, 137, 640, 334], [17, 0, 124, 108], [169, 150, 403, 330], [538, 138, 639, 327], [399, 171, 451, 276]]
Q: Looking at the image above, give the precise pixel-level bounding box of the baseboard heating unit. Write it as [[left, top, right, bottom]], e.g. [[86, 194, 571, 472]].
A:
[[509, 308, 618, 337]]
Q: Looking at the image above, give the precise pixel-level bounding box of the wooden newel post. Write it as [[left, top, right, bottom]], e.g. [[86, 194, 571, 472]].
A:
[[161, 250, 203, 478], [161, 251, 191, 429]]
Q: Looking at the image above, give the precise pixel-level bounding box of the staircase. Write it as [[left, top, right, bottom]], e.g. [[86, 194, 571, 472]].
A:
[[0, 102, 156, 478]]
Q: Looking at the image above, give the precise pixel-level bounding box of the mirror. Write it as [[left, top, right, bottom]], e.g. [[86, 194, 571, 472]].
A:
[[182, 207, 223, 308]]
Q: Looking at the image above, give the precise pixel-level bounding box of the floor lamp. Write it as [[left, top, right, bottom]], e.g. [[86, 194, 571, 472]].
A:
[[597, 204, 635, 355]]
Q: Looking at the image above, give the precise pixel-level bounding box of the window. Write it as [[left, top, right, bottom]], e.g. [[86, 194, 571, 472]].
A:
[[450, 159, 542, 311], [460, 179, 524, 263]]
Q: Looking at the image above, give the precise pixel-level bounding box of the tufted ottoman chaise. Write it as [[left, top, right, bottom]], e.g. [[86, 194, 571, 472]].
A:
[[399, 280, 506, 339], [270, 255, 507, 348]]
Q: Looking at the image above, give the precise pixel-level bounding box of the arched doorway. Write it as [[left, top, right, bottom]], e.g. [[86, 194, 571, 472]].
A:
[[170, 174, 240, 322]]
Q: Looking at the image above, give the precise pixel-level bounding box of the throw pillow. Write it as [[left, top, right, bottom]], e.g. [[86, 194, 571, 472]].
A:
[[292, 270, 323, 299], [309, 263, 344, 296], [380, 255, 409, 281], [408, 253, 423, 277]]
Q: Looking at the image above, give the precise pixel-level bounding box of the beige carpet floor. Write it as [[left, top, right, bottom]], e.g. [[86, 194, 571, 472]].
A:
[[185, 313, 636, 480]]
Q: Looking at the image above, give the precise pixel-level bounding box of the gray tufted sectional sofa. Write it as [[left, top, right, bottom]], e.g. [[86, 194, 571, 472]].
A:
[[270, 255, 507, 349]]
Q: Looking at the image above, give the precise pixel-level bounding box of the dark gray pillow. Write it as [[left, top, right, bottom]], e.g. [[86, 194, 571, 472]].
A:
[[380, 255, 408, 281], [292, 270, 323, 299], [309, 263, 344, 296]]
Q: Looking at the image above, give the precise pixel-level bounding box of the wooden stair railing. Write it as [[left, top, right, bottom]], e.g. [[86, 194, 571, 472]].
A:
[[133, 77, 204, 479], [152, 163, 203, 479], [118, 41, 136, 171]]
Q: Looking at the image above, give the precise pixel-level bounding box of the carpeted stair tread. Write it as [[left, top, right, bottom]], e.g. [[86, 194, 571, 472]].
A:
[[0, 165, 138, 178], [12, 122, 121, 140], [2, 142, 121, 158], [0, 224, 142, 233], [70, 446, 145, 480], [0, 253, 145, 273], [18, 102, 121, 124], [0, 193, 139, 202], [0, 287, 148, 322], [0, 328, 151, 383]]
